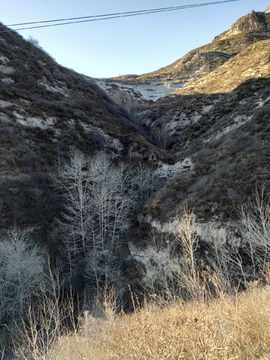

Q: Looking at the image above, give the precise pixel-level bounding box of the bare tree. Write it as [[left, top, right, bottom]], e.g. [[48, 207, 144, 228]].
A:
[[0, 227, 44, 345], [54, 151, 137, 285], [241, 186, 270, 274], [175, 206, 199, 292], [53, 150, 91, 274], [88, 154, 135, 250], [86, 153, 136, 283], [131, 162, 161, 199]]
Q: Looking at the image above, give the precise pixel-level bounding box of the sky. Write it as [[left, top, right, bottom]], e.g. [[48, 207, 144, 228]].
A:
[[1, 0, 270, 78]]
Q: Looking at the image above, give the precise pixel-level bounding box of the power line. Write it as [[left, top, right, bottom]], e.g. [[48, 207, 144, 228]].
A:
[[1, 0, 239, 32]]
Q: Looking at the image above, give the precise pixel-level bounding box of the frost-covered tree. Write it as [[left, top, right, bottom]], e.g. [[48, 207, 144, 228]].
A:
[[0, 227, 44, 329], [54, 151, 137, 283], [54, 151, 90, 257]]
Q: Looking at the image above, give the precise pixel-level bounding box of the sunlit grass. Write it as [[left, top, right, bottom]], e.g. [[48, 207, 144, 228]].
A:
[[47, 281, 270, 360]]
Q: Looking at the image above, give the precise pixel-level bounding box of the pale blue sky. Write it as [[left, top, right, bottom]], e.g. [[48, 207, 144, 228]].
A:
[[1, 1, 269, 78]]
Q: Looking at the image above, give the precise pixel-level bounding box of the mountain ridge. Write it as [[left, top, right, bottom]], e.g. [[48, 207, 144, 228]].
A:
[[94, 7, 270, 103]]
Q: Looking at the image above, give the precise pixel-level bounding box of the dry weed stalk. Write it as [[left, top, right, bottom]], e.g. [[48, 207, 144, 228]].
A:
[[241, 186, 270, 274], [32, 264, 270, 359], [174, 205, 201, 299], [13, 260, 67, 360]]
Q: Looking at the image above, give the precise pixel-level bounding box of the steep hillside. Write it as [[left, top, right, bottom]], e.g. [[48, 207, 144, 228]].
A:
[[0, 24, 163, 229], [91, 8, 270, 246], [1, 8, 270, 245], [135, 9, 270, 85], [94, 8, 270, 103], [173, 39, 270, 95], [139, 77, 270, 227]]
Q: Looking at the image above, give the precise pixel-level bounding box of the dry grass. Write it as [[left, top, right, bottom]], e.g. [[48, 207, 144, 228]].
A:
[[173, 40, 270, 96], [46, 280, 270, 360], [14, 205, 270, 359]]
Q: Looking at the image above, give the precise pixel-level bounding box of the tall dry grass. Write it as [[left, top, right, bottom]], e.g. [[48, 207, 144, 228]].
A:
[[14, 202, 270, 359], [47, 279, 270, 360]]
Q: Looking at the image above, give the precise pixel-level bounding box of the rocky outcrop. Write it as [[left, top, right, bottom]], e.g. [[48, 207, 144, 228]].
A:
[[173, 40, 270, 95], [94, 8, 270, 104], [218, 8, 270, 39]]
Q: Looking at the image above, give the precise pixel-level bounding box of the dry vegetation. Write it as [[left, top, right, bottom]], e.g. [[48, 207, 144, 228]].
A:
[[15, 268, 270, 360], [13, 198, 270, 360], [174, 40, 270, 96], [48, 282, 270, 360]]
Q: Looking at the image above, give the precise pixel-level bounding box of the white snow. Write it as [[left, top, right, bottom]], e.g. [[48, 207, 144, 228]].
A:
[[79, 122, 123, 155], [92, 128, 123, 154], [95, 79, 182, 101], [167, 111, 201, 135], [13, 111, 56, 129], [205, 114, 252, 142], [79, 121, 94, 133], [256, 96, 270, 108], [0, 65, 15, 75], [1, 78, 14, 84], [0, 56, 10, 64], [0, 100, 15, 108], [38, 78, 70, 97], [202, 105, 214, 114]]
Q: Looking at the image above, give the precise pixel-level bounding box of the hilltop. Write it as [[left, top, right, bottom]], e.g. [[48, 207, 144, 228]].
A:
[[94, 7, 270, 103]]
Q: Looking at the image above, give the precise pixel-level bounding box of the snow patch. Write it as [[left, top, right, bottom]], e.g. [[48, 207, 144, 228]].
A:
[[206, 114, 252, 142], [38, 77, 70, 97], [0, 65, 15, 74], [202, 105, 214, 114], [95, 79, 182, 101], [2, 78, 14, 84], [79, 123, 123, 155], [0, 56, 9, 64], [0, 100, 16, 108], [68, 119, 75, 128], [13, 111, 56, 129], [167, 111, 201, 135], [141, 217, 240, 247], [94, 128, 123, 154], [191, 112, 202, 122], [79, 121, 94, 133], [256, 96, 270, 108]]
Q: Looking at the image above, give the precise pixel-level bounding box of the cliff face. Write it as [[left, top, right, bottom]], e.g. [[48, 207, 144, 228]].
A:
[[218, 8, 270, 39]]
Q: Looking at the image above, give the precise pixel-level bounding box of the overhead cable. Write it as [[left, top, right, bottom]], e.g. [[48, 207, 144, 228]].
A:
[[2, 0, 239, 32]]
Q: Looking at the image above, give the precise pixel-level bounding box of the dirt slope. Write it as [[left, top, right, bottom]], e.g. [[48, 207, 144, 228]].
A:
[[173, 39, 270, 95]]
